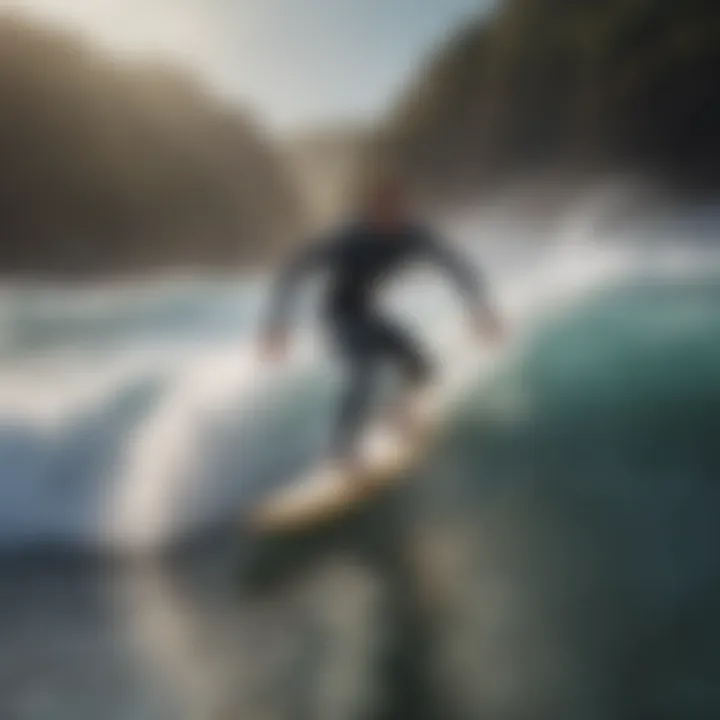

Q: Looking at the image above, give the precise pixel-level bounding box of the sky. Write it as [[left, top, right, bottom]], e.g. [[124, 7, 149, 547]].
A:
[[1, 0, 492, 131]]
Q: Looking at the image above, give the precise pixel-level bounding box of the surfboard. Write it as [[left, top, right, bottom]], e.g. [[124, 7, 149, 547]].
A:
[[245, 347, 490, 536], [246, 378, 455, 536]]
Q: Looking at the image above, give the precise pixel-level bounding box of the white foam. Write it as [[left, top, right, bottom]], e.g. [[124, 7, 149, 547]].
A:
[[0, 200, 718, 552]]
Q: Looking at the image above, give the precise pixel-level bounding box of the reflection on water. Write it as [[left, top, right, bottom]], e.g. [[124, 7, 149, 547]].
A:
[[3, 431, 720, 720], [2, 237, 720, 719], [0, 491, 429, 720]]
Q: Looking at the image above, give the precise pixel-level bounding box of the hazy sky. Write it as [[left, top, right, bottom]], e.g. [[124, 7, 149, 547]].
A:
[[2, 0, 492, 131]]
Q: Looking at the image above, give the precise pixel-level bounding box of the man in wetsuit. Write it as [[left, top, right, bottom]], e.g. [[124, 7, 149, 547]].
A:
[[259, 177, 503, 469]]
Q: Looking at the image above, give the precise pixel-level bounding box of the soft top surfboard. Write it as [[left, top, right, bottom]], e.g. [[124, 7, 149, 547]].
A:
[[245, 347, 491, 536], [247, 409, 435, 535]]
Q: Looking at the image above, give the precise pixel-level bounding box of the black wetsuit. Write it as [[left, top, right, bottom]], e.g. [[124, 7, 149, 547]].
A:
[[265, 220, 485, 455]]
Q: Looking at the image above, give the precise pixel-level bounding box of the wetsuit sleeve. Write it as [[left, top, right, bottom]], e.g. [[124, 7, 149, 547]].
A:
[[418, 230, 486, 309], [263, 240, 339, 334]]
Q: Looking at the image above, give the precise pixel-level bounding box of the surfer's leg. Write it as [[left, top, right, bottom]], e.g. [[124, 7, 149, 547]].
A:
[[328, 314, 384, 466], [367, 316, 434, 432], [372, 316, 433, 389], [332, 354, 376, 460], [329, 313, 428, 465]]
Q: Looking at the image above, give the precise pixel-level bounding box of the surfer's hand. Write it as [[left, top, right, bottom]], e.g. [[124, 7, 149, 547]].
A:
[[259, 328, 289, 362]]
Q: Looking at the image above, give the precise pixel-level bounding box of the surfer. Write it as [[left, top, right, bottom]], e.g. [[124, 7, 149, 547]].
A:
[[259, 175, 503, 470]]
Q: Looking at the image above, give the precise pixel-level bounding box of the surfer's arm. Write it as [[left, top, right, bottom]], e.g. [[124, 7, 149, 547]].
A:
[[419, 230, 485, 308], [419, 230, 503, 340], [262, 240, 338, 336]]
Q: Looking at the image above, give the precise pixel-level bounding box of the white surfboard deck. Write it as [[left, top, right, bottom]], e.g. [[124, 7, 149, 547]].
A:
[[246, 348, 490, 535], [247, 410, 435, 535]]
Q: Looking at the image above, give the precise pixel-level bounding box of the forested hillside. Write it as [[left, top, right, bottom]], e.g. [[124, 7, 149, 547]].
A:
[[381, 0, 720, 202], [0, 14, 301, 276]]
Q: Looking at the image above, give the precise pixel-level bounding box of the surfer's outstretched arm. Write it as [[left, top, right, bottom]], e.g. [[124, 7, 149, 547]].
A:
[[419, 230, 503, 339], [262, 240, 338, 343]]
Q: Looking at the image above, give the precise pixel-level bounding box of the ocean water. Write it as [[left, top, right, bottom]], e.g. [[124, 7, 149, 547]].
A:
[[1, 202, 720, 719]]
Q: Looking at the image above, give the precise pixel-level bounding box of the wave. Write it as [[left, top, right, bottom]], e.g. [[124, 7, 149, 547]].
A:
[[186, 270, 720, 720], [0, 209, 717, 554]]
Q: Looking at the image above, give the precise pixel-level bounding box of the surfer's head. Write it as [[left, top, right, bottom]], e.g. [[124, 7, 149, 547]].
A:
[[360, 170, 412, 231]]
